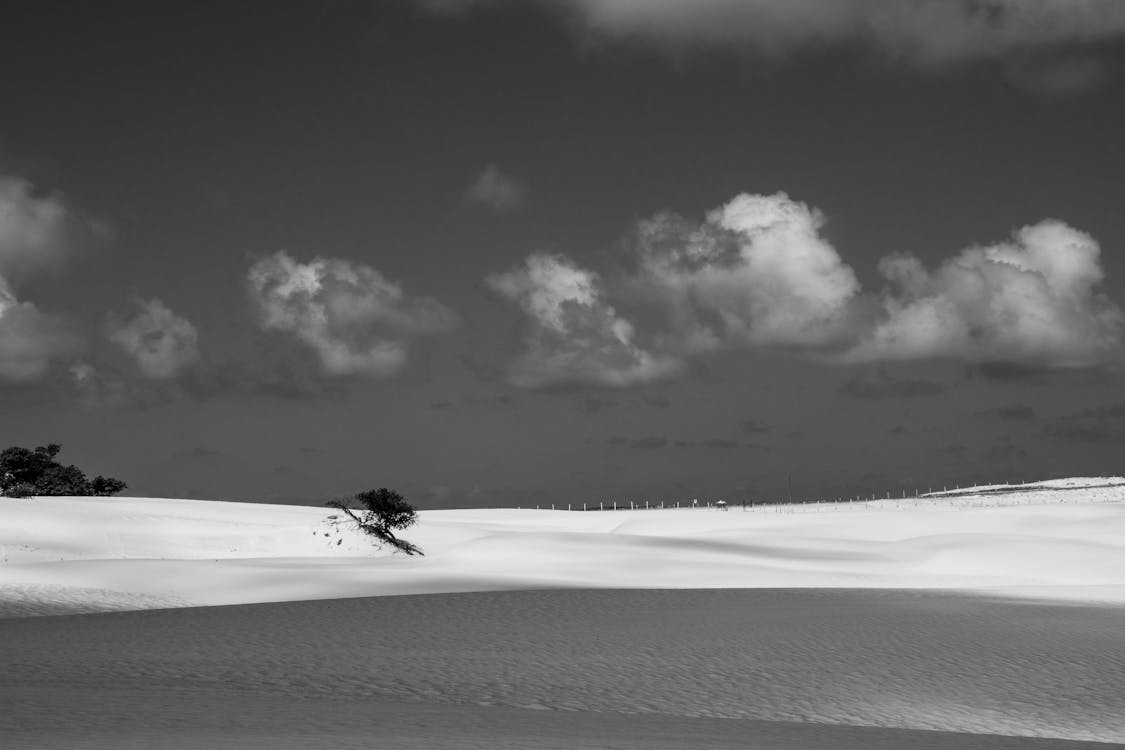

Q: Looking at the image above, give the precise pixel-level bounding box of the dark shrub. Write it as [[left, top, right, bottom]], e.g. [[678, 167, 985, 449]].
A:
[[89, 476, 128, 496], [327, 487, 422, 555], [1, 444, 127, 498], [5, 482, 37, 498]]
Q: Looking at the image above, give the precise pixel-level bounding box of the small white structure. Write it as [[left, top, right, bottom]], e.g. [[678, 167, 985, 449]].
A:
[[716, 500, 729, 511]]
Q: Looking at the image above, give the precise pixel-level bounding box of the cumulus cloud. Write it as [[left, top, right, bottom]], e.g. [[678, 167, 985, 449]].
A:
[[486, 253, 681, 388], [0, 277, 83, 382], [843, 220, 1125, 368], [465, 165, 527, 212], [0, 172, 107, 382], [0, 174, 103, 282], [106, 298, 200, 379], [625, 192, 861, 353], [247, 251, 458, 377], [489, 193, 860, 388], [489, 191, 1124, 389], [425, 0, 1125, 88]]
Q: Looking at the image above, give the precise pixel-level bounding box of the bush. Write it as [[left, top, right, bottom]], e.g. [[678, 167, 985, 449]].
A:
[[4, 482, 37, 498], [0, 444, 128, 498], [89, 476, 128, 496], [327, 487, 422, 556], [35, 464, 93, 496]]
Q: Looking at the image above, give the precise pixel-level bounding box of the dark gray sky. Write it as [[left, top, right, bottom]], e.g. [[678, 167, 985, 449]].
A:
[[2, 1, 1125, 507]]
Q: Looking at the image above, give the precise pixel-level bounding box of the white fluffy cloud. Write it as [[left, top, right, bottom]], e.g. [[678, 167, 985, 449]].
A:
[[486, 253, 681, 387], [106, 298, 200, 379], [489, 193, 1125, 388], [0, 174, 101, 282], [0, 277, 83, 382], [488, 194, 859, 387], [844, 220, 1125, 367], [426, 0, 1125, 89], [628, 192, 861, 353], [465, 165, 527, 212], [247, 251, 459, 377], [0, 175, 94, 381]]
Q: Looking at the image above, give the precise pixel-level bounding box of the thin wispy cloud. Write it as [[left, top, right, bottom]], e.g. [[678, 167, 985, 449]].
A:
[[426, 0, 1125, 91], [1045, 403, 1125, 444], [607, 435, 667, 449], [1004, 55, 1111, 96], [976, 403, 1036, 421], [740, 419, 772, 433], [465, 165, 527, 212], [840, 368, 947, 400], [247, 251, 459, 378]]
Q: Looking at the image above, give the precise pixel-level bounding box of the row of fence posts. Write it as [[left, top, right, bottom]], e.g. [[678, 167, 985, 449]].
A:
[[515, 479, 1042, 511]]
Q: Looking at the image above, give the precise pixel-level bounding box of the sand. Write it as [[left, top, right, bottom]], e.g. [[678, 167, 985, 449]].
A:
[[1, 589, 1122, 748], [2, 478, 1125, 615], [1, 479, 1123, 747]]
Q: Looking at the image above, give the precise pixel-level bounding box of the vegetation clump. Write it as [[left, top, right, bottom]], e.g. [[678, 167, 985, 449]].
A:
[[327, 487, 422, 556], [1, 444, 127, 498]]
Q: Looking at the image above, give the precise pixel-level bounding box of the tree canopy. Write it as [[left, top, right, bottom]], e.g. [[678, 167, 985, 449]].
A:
[[327, 487, 422, 555], [1, 444, 127, 498]]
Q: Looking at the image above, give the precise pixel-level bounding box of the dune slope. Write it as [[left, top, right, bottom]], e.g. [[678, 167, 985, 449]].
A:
[[2, 479, 1125, 615], [2, 589, 1123, 746]]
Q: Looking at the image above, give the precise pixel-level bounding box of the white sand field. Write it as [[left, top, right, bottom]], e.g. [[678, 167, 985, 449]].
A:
[[2, 476, 1124, 615], [1, 478, 1123, 748]]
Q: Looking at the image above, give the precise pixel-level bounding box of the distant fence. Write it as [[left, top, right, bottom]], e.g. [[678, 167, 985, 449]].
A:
[[519, 480, 1125, 513]]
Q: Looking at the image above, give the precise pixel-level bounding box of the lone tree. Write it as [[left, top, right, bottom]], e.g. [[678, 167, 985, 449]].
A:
[[327, 488, 422, 556], [1, 444, 128, 498]]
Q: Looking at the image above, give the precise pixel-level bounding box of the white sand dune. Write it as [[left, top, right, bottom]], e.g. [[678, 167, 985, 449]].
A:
[[2, 477, 1124, 615], [2, 480, 1123, 748]]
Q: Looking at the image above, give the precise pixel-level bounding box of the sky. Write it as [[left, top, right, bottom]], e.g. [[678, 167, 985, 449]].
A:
[[2, 0, 1125, 507]]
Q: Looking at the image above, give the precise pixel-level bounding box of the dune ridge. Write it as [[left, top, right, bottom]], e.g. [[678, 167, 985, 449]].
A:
[[2, 477, 1124, 616]]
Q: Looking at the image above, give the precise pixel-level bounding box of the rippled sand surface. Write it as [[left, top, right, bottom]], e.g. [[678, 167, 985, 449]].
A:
[[2, 589, 1122, 748]]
